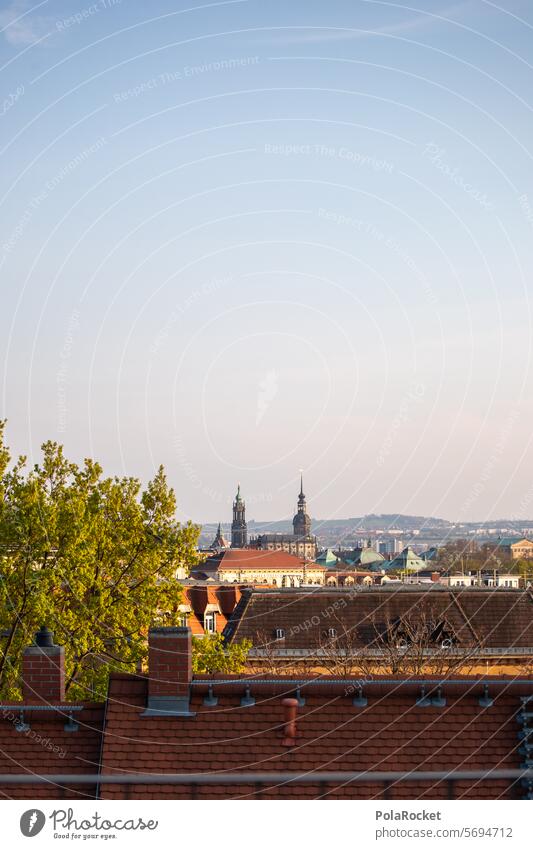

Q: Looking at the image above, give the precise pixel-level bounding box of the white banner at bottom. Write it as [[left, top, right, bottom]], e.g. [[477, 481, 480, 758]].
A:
[[2, 800, 530, 848]]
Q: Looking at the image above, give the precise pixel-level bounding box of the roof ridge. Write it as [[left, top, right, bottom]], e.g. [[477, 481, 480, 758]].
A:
[[449, 592, 482, 644]]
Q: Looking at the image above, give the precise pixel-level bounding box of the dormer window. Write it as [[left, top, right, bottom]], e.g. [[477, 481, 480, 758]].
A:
[[274, 628, 285, 640], [204, 612, 217, 634], [387, 617, 457, 649], [325, 628, 337, 639]]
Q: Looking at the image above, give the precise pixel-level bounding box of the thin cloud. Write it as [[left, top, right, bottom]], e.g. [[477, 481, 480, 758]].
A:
[[0, 0, 52, 47], [267, 1, 478, 46]]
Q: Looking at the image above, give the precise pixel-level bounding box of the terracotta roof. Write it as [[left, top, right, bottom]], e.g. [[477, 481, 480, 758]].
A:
[[97, 675, 528, 799], [224, 586, 533, 651], [0, 703, 104, 799], [197, 549, 325, 573], [182, 585, 244, 635], [1, 627, 532, 801]]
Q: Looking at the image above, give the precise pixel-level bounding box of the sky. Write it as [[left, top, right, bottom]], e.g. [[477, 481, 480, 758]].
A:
[[1, 0, 533, 525]]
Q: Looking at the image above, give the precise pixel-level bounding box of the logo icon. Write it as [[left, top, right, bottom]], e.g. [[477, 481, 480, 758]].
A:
[[20, 809, 46, 837]]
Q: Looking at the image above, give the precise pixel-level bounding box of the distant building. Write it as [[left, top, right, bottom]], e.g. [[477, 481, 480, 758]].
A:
[[315, 548, 343, 569], [420, 546, 439, 562], [250, 476, 318, 559], [378, 538, 403, 556], [209, 523, 231, 552], [348, 547, 385, 569], [325, 571, 376, 586], [193, 548, 326, 586], [496, 537, 533, 560], [382, 546, 426, 573], [448, 573, 521, 588]]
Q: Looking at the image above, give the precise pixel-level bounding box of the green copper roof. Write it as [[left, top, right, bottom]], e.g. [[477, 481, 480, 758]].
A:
[[358, 547, 385, 565], [382, 546, 426, 572], [316, 548, 340, 566]]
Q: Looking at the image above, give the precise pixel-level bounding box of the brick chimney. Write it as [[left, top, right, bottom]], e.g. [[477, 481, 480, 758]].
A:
[[143, 626, 195, 717], [22, 626, 65, 703]]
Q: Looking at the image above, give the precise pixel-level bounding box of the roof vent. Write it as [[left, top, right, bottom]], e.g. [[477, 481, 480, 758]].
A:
[[431, 686, 446, 708], [352, 686, 367, 708], [479, 684, 494, 709], [294, 687, 306, 707], [63, 710, 79, 732], [416, 685, 431, 707], [240, 685, 255, 707], [203, 684, 218, 707]]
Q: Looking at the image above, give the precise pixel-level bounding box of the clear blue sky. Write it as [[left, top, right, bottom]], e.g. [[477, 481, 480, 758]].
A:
[[1, 0, 533, 524]]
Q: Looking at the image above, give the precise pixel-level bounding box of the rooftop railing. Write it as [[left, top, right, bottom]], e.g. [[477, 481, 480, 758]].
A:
[[0, 769, 531, 799]]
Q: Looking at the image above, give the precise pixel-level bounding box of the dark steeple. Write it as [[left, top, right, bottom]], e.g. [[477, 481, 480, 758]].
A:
[[210, 522, 230, 551], [231, 484, 248, 548], [293, 475, 311, 539]]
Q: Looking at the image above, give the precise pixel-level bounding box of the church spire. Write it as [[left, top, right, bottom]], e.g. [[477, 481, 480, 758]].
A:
[[231, 484, 247, 548], [298, 472, 307, 510], [210, 522, 230, 551], [293, 473, 311, 539]]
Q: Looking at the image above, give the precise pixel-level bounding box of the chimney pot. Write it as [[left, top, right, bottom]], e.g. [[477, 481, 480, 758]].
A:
[[281, 697, 299, 747], [35, 625, 56, 648]]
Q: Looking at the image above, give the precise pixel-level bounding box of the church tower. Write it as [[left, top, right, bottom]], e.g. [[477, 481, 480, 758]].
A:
[[231, 484, 248, 548], [293, 475, 312, 539], [210, 522, 230, 551]]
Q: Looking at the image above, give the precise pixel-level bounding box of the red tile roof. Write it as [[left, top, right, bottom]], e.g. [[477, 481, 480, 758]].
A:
[[0, 704, 104, 799], [198, 549, 324, 573], [182, 585, 244, 634], [1, 625, 531, 801], [224, 586, 533, 651], [97, 676, 528, 800]]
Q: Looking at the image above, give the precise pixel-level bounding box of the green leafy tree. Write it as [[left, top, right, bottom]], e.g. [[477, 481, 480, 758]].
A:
[[0, 422, 200, 699], [192, 633, 251, 674]]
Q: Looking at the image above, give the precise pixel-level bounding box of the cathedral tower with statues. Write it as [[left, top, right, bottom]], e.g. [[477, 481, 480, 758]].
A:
[[249, 475, 317, 560], [231, 484, 248, 548]]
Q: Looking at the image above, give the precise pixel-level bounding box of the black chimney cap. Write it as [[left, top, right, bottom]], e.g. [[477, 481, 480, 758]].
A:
[[35, 625, 55, 648]]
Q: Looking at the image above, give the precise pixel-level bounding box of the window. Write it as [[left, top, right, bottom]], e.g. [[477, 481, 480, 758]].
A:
[[326, 628, 337, 639], [273, 628, 285, 640], [178, 614, 188, 627], [204, 612, 217, 634]]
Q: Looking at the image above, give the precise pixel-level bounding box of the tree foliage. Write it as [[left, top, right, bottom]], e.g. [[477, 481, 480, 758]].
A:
[[192, 632, 251, 674], [0, 422, 201, 699]]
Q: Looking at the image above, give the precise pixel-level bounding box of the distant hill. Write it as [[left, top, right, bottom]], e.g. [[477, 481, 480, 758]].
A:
[[200, 513, 450, 533], [198, 514, 533, 548], [198, 513, 452, 546]]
